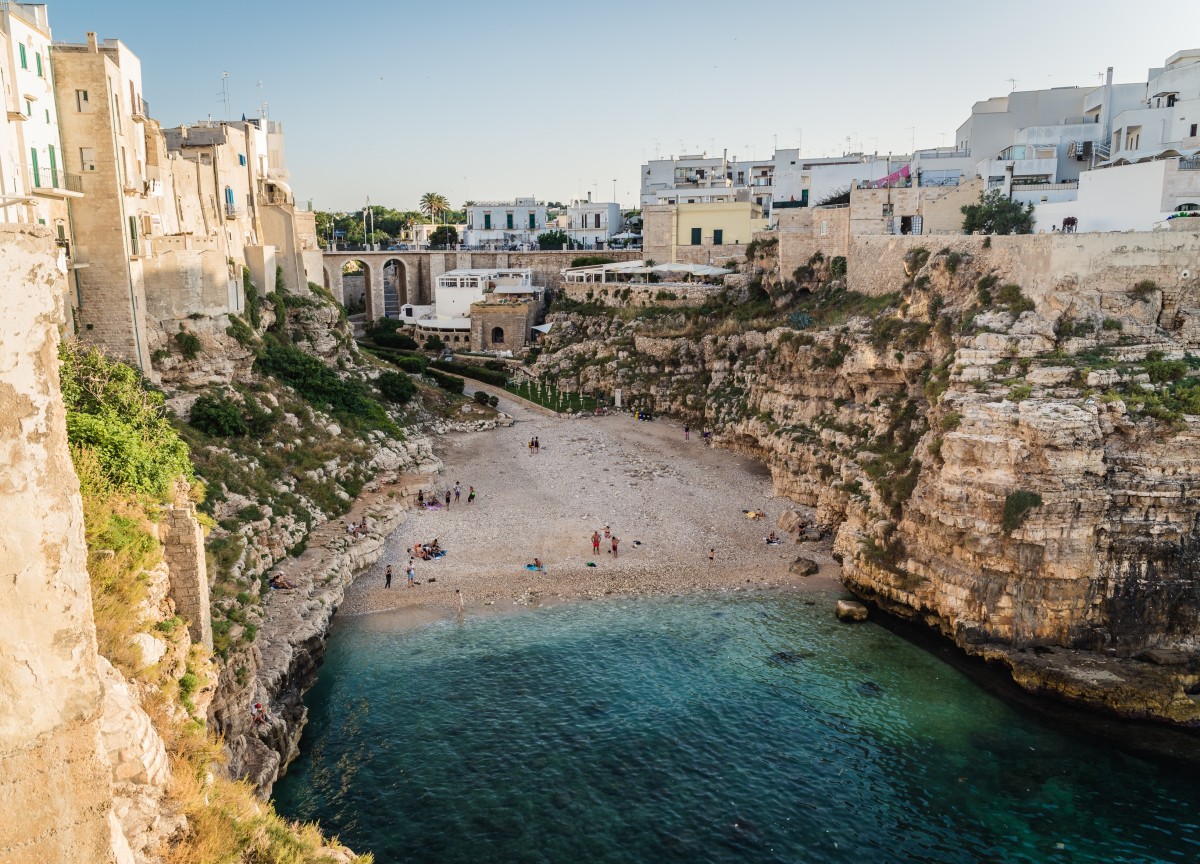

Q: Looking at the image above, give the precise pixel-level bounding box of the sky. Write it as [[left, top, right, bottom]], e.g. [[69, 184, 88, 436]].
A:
[[42, 0, 1200, 212]]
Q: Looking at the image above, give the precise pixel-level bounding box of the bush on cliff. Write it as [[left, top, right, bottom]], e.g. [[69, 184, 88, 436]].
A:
[[1002, 490, 1043, 533], [59, 342, 193, 500], [961, 188, 1034, 235], [377, 370, 417, 404], [365, 317, 419, 350]]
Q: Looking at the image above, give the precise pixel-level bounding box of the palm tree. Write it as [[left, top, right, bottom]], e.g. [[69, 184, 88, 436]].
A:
[[419, 192, 448, 224]]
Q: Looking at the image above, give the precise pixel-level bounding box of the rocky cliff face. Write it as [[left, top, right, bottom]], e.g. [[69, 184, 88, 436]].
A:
[[533, 237, 1200, 726]]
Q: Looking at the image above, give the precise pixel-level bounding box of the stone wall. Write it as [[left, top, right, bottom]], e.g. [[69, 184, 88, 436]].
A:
[[163, 500, 213, 652], [560, 281, 721, 308], [847, 230, 1200, 299], [0, 225, 122, 864], [470, 301, 538, 352]]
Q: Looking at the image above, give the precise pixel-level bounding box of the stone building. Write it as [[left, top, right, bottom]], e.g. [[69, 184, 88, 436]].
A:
[[51, 33, 155, 374], [469, 286, 542, 352]]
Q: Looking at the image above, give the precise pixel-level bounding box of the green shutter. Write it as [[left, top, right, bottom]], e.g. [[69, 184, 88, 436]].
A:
[[506, 213, 514, 229], [529, 213, 536, 229], [30, 148, 39, 187], [484, 213, 491, 230], [713, 228, 723, 245], [48, 146, 57, 187], [35, 52, 42, 77], [18, 44, 26, 69], [690, 227, 701, 245], [129, 216, 139, 256]]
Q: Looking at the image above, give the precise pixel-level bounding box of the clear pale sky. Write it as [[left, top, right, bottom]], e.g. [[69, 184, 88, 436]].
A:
[[43, 0, 1200, 211]]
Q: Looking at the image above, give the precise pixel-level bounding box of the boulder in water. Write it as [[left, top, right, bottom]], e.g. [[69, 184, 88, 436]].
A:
[[836, 600, 869, 622]]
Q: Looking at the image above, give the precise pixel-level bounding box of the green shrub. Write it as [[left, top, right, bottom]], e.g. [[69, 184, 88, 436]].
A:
[[1129, 280, 1158, 301], [429, 359, 508, 387], [275, 264, 286, 294], [423, 334, 445, 352], [225, 315, 256, 346], [266, 291, 287, 330], [474, 390, 490, 404], [175, 331, 202, 360], [392, 354, 427, 374], [243, 268, 261, 329], [190, 395, 248, 437], [1002, 490, 1042, 533], [255, 340, 378, 419], [488, 395, 499, 407], [570, 255, 615, 268], [426, 367, 464, 394], [1009, 384, 1033, 402], [59, 342, 192, 499], [940, 411, 962, 431], [996, 283, 1034, 313], [366, 317, 420, 350], [1102, 317, 1123, 332], [830, 256, 848, 278], [944, 251, 963, 274], [377, 370, 417, 404]]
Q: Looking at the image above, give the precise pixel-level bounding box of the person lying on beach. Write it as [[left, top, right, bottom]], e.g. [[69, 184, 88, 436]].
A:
[[765, 532, 781, 545], [269, 575, 297, 590], [529, 558, 544, 571]]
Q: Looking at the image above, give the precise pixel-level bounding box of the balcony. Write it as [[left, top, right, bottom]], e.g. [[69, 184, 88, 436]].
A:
[[29, 166, 84, 198], [130, 95, 149, 121], [224, 203, 242, 219]]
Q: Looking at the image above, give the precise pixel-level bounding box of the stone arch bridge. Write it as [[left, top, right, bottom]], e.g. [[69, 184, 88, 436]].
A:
[[321, 249, 640, 320]]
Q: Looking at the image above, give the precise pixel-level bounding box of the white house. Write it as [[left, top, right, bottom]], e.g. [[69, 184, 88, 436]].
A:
[[400, 267, 538, 345], [1106, 49, 1200, 161], [565, 196, 621, 248], [464, 198, 546, 249]]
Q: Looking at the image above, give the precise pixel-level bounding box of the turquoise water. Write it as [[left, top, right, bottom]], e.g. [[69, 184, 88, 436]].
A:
[[274, 593, 1200, 863]]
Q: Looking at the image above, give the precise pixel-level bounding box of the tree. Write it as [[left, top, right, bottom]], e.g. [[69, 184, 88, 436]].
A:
[[961, 189, 1034, 235], [428, 225, 458, 248], [537, 229, 571, 250], [420, 192, 449, 223]]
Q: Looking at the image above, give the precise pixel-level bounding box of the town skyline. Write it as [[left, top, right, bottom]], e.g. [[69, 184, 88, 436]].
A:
[[40, 0, 1200, 210]]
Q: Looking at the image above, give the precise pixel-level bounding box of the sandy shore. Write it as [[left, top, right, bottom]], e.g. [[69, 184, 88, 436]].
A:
[[340, 395, 842, 620]]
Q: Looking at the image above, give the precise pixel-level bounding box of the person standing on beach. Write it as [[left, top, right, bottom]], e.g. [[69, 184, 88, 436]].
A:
[[407, 559, 416, 588], [467, 485, 476, 504], [528, 437, 535, 455], [534, 436, 540, 453], [445, 489, 452, 509], [456, 589, 464, 613], [611, 535, 620, 558], [385, 564, 393, 588], [454, 481, 462, 504], [708, 548, 715, 563], [684, 424, 690, 441], [591, 530, 601, 555]]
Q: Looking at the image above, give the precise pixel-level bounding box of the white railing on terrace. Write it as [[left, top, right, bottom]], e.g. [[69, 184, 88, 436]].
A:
[[917, 150, 971, 159], [0, 2, 49, 31], [1012, 181, 1079, 190]]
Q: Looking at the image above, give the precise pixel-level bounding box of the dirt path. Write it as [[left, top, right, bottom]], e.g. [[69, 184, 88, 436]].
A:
[[340, 395, 842, 618]]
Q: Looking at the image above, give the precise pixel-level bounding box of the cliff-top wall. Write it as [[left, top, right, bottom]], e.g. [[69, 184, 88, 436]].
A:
[[0, 226, 121, 863]]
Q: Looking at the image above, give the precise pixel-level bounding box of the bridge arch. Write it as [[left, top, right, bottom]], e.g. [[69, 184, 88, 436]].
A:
[[382, 258, 407, 318]]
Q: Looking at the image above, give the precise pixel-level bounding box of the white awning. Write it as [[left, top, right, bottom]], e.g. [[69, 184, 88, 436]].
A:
[[532, 323, 553, 334]]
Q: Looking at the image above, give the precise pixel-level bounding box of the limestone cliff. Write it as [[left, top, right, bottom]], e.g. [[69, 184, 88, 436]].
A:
[[533, 231, 1200, 727]]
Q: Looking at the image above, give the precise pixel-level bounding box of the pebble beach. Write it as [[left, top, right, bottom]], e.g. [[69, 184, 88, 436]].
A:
[[340, 395, 841, 619]]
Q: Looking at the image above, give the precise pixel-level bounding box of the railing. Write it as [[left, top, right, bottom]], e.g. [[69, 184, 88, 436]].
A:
[[0, 2, 49, 31], [28, 166, 83, 193], [224, 203, 241, 219], [1012, 181, 1079, 190], [916, 149, 970, 159], [130, 95, 149, 119], [920, 176, 961, 187], [1179, 157, 1200, 170]]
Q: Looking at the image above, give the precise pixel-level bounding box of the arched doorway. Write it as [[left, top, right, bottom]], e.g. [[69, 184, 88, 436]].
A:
[[341, 260, 371, 316], [490, 326, 505, 346], [383, 258, 406, 318]]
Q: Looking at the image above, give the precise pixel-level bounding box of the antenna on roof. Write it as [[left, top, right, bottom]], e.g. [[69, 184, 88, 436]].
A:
[[1006, 77, 1018, 92], [219, 71, 230, 120]]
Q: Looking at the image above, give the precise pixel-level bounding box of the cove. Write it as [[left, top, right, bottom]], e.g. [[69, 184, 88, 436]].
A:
[[273, 592, 1200, 863]]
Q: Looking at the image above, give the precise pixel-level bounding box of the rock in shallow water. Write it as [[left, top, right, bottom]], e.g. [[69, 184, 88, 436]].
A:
[[836, 600, 869, 622]]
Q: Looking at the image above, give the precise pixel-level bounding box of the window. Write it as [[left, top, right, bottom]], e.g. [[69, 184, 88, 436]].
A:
[[18, 43, 26, 69], [128, 216, 139, 256], [25, 99, 31, 116], [490, 326, 504, 344], [35, 52, 42, 77], [529, 213, 536, 229], [506, 213, 514, 229], [594, 213, 601, 228], [238, 154, 246, 166], [80, 148, 95, 171], [1192, 124, 1198, 138], [76, 90, 89, 111], [690, 227, 701, 245], [713, 228, 723, 244], [44, 108, 49, 123], [484, 213, 492, 230]]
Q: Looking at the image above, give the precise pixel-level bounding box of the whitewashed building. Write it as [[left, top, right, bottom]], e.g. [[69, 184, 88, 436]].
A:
[[565, 196, 621, 247], [464, 198, 546, 249], [400, 267, 538, 346]]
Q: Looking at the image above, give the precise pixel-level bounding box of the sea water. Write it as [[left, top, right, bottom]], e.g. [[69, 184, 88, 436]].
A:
[[273, 593, 1200, 863]]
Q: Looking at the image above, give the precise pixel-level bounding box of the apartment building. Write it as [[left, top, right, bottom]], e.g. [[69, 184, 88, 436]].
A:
[[464, 198, 546, 248], [564, 196, 621, 248]]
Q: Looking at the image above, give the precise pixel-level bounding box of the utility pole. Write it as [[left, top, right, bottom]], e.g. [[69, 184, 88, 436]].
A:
[[219, 71, 230, 121]]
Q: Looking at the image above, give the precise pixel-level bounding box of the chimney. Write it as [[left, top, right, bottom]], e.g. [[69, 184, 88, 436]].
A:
[[587, 191, 592, 203], [86, 32, 98, 52]]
